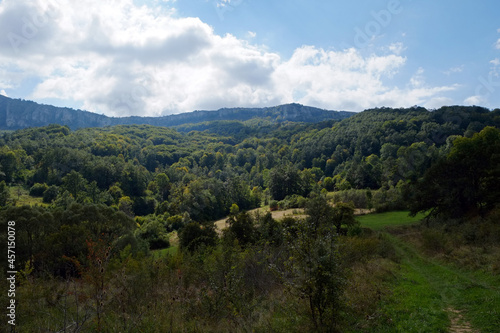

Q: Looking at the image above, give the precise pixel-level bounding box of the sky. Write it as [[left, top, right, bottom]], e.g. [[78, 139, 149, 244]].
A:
[[0, 0, 499, 116]]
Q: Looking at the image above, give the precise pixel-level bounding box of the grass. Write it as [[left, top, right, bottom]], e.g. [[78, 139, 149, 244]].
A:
[[9, 185, 47, 206], [151, 246, 179, 258], [374, 233, 500, 332], [356, 211, 426, 231], [354, 209, 500, 332]]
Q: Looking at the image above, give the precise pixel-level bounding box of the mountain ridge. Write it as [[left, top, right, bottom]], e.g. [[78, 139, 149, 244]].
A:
[[0, 95, 354, 130]]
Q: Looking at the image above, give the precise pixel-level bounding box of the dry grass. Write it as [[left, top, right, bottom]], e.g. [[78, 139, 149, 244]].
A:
[[214, 207, 307, 232]]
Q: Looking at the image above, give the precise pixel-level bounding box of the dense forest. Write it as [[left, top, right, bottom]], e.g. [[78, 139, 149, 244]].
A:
[[1, 105, 500, 332]]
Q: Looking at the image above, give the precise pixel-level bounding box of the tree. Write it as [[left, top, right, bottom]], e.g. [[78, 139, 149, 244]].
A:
[[229, 203, 240, 216], [0, 149, 19, 183], [305, 195, 357, 236], [179, 222, 217, 252], [155, 172, 170, 200], [0, 181, 10, 206], [409, 127, 500, 218], [256, 212, 283, 246], [86, 181, 101, 203], [42, 185, 59, 203], [331, 202, 357, 235], [269, 165, 303, 200], [29, 183, 48, 197], [135, 217, 170, 250], [305, 195, 335, 236], [118, 196, 134, 217], [285, 212, 345, 330], [62, 170, 87, 201], [224, 212, 256, 247]]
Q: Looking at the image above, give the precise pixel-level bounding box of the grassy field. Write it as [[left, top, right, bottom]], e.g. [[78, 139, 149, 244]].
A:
[[372, 233, 500, 333], [151, 231, 180, 258], [151, 246, 179, 258], [353, 211, 500, 332], [9, 185, 46, 206], [356, 211, 427, 231]]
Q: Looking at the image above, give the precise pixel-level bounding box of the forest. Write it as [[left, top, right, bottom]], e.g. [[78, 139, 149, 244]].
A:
[[1, 105, 500, 332]]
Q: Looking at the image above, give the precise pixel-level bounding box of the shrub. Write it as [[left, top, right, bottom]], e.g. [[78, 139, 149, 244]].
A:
[[269, 200, 278, 211], [421, 228, 449, 254], [135, 217, 171, 250], [277, 194, 307, 210], [42, 185, 59, 203], [179, 222, 217, 252], [30, 183, 48, 197], [331, 189, 368, 208]]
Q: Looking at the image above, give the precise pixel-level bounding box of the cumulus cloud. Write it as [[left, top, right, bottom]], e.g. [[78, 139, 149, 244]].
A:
[[464, 95, 489, 106], [0, 0, 458, 116]]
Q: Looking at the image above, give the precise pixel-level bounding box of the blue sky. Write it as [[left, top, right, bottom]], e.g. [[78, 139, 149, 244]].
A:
[[0, 0, 499, 116]]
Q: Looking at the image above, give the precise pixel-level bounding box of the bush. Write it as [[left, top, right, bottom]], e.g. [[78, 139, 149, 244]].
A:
[[223, 212, 257, 247], [421, 228, 449, 254], [166, 214, 184, 231], [277, 194, 307, 210], [269, 200, 278, 211], [42, 185, 59, 203], [179, 222, 217, 252], [372, 186, 406, 212], [135, 216, 171, 250], [30, 183, 48, 197], [331, 189, 368, 208]]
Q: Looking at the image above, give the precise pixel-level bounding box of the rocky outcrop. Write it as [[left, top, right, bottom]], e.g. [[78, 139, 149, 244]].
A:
[[0, 96, 354, 130]]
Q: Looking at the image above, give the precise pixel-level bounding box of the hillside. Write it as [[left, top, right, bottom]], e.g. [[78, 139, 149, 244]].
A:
[[1, 105, 499, 332], [0, 95, 354, 130]]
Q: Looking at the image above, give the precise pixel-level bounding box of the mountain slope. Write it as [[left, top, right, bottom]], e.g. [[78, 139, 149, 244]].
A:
[[0, 95, 354, 130]]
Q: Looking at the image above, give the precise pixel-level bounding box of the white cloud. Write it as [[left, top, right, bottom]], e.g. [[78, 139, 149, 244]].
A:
[[464, 95, 486, 106], [388, 42, 406, 55], [0, 0, 458, 116], [272, 49, 455, 111], [424, 97, 453, 110], [443, 65, 464, 75], [409, 67, 425, 88], [0, 90, 7, 97]]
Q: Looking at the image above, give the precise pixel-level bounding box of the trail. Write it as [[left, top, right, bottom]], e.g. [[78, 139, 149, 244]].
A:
[[382, 232, 500, 333]]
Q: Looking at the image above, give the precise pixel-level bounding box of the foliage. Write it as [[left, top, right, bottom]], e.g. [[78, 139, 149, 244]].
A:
[[0, 180, 9, 206], [29, 182, 48, 197], [269, 164, 304, 200], [285, 202, 345, 331], [1, 105, 500, 332], [408, 127, 500, 218], [179, 222, 217, 252], [223, 212, 257, 246]]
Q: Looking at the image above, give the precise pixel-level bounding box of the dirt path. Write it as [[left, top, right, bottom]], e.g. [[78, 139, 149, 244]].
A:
[[447, 308, 477, 333]]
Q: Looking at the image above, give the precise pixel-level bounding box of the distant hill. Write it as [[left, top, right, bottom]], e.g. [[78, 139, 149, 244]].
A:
[[0, 95, 354, 130]]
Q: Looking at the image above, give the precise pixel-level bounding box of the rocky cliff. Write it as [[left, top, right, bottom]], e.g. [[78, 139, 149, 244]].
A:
[[0, 95, 354, 130]]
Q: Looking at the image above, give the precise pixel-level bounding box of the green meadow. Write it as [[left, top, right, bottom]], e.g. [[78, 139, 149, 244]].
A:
[[356, 211, 427, 231]]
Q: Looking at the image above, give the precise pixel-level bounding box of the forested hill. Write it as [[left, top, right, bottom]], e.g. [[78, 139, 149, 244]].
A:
[[0, 95, 353, 130], [1, 104, 500, 331]]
